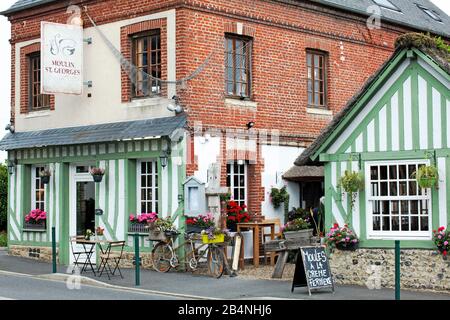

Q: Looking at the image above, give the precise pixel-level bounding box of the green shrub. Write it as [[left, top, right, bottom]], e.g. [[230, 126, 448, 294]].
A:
[[0, 232, 6, 247], [0, 163, 7, 231]]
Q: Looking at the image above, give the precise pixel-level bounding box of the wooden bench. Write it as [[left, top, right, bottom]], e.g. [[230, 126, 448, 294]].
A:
[[264, 239, 312, 279]]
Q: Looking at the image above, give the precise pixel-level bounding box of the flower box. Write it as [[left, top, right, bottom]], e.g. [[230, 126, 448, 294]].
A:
[[283, 229, 313, 242], [336, 241, 359, 251], [128, 223, 148, 234], [23, 221, 46, 231], [186, 224, 204, 234], [202, 233, 224, 244]]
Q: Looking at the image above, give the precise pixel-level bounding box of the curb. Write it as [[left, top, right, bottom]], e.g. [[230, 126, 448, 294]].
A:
[[0, 270, 217, 300]]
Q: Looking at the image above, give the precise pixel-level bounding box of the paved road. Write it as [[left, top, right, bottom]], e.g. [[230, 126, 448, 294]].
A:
[[0, 273, 181, 300]]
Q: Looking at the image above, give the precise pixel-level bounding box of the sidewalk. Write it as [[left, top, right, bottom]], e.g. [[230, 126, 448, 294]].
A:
[[0, 251, 449, 300]]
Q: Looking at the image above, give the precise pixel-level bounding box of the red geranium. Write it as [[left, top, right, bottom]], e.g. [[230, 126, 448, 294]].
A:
[[226, 201, 250, 224]]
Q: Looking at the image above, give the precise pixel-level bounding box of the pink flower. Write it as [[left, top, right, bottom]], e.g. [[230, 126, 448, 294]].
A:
[[445, 241, 449, 246]]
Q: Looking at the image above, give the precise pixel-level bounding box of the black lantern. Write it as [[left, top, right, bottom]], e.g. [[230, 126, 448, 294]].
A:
[[160, 151, 169, 168], [7, 159, 16, 175]]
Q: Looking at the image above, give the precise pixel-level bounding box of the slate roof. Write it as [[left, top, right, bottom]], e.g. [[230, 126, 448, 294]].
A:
[[295, 33, 450, 166], [2, 0, 450, 37], [0, 114, 187, 151]]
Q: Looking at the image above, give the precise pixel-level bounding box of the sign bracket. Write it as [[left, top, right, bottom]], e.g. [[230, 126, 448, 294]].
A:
[[84, 37, 93, 45]]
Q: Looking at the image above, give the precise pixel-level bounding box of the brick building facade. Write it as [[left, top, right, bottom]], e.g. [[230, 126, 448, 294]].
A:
[[1, 0, 449, 263]]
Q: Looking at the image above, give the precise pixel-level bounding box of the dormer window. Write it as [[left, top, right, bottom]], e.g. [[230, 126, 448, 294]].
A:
[[417, 4, 442, 22], [372, 0, 401, 12]]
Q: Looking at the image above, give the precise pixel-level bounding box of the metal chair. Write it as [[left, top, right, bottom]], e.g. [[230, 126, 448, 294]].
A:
[[69, 236, 88, 272], [98, 241, 126, 280]]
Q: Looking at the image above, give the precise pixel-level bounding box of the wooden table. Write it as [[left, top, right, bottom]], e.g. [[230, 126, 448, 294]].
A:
[[237, 221, 276, 268]]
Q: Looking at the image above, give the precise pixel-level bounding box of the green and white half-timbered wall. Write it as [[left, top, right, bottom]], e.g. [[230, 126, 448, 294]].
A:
[[316, 48, 450, 249], [7, 137, 186, 264]]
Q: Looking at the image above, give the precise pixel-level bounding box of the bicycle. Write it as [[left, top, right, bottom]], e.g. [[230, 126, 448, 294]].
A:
[[150, 231, 227, 278]]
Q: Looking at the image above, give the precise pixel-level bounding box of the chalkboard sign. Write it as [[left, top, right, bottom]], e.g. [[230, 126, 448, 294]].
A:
[[291, 246, 334, 295]]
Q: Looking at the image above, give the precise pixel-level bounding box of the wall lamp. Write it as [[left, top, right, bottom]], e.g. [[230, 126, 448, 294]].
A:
[[7, 159, 17, 175], [160, 149, 171, 168], [246, 121, 255, 130], [5, 123, 15, 134]]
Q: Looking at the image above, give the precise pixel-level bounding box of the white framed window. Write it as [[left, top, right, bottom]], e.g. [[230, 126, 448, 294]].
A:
[[226, 161, 247, 207], [137, 160, 159, 213], [31, 165, 46, 211], [365, 160, 432, 240]]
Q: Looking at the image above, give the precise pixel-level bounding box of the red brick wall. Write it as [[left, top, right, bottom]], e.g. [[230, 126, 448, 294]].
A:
[[19, 42, 54, 114], [120, 18, 167, 102], [7, 0, 440, 215]]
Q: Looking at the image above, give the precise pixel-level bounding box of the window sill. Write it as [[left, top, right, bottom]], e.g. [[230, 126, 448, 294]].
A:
[[22, 228, 47, 233], [24, 110, 51, 119], [306, 107, 333, 116], [127, 96, 165, 108], [225, 98, 257, 109]]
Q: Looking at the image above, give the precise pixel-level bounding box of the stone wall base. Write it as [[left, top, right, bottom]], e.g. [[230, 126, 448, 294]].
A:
[[9, 245, 57, 263], [329, 248, 450, 293]]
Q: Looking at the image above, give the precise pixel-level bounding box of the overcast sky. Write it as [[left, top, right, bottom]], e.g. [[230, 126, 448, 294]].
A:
[[0, 0, 449, 163]]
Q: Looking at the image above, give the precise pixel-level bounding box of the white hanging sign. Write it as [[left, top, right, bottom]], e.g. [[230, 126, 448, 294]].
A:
[[41, 22, 83, 95]]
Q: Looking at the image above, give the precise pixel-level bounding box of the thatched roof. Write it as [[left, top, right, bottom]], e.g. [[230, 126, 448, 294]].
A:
[[295, 33, 450, 166], [283, 165, 324, 181]]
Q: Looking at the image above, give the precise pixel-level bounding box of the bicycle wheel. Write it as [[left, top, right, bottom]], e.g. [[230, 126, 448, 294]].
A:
[[207, 246, 225, 279], [151, 242, 173, 273]]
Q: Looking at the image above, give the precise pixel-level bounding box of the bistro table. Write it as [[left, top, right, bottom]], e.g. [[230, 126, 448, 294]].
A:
[[237, 221, 276, 269], [74, 238, 113, 276]]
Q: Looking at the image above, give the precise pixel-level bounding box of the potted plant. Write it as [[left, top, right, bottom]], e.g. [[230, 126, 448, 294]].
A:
[[281, 217, 313, 242], [225, 200, 251, 232], [90, 167, 105, 183], [148, 217, 178, 242], [270, 186, 290, 220], [309, 208, 325, 245], [85, 229, 93, 240], [129, 213, 158, 233], [24, 209, 47, 230], [413, 165, 439, 189], [433, 226, 449, 259], [325, 223, 359, 251], [338, 170, 364, 209], [96, 226, 105, 239], [186, 213, 215, 234], [39, 168, 52, 185]]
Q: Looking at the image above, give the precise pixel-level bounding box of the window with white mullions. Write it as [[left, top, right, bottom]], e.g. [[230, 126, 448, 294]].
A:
[[366, 161, 431, 239], [226, 162, 247, 207], [137, 160, 159, 214], [32, 166, 46, 211]]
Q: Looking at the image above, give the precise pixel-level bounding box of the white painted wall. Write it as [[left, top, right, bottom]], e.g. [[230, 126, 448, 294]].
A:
[[14, 10, 177, 132], [261, 145, 304, 224], [193, 135, 221, 185]]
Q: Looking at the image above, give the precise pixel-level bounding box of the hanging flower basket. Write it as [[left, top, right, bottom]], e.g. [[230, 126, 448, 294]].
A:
[[90, 167, 105, 183], [413, 165, 439, 189], [39, 169, 52, 185]]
